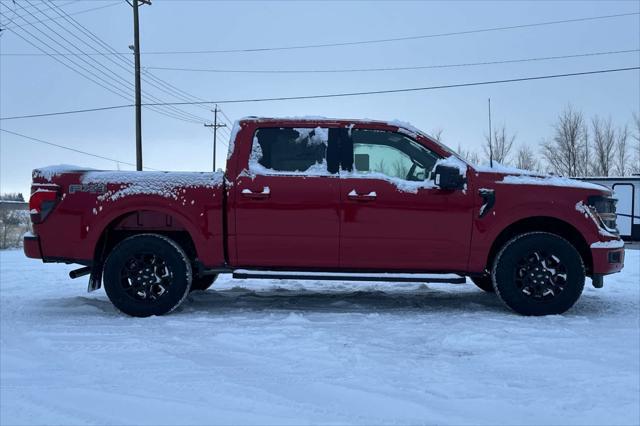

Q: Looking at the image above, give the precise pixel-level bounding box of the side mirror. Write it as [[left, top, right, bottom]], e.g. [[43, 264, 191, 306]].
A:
[[434, 164, 466, 190]]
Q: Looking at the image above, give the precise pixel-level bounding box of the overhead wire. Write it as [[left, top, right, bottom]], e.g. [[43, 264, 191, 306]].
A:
[[1, 1, 119, 32], [2, 66, 638, 121], [0, 128, 161, 170], [1, 11, 637, 56], [39, 0, 211, 123], [46, 0, 219, 119], [145, 49, 640, 74], [1, 2, 210, 125], [3, 4, 201, 125]]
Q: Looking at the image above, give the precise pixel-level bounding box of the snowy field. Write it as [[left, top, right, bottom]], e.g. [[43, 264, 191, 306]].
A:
[[1, 248, 638, 426]]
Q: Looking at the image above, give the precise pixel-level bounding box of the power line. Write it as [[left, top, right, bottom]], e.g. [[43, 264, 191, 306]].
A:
[[1, 66, 638, 121], [0, 1, 120, 32], [1, 11, 638, 56], [0, 128, 160, 170], [146, 49, 640, 74], [1, 3, 209, 125], [41, 1, 211, 123]]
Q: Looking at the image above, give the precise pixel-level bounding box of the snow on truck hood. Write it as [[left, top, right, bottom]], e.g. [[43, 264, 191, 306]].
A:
[[472, 163, 609, 192]]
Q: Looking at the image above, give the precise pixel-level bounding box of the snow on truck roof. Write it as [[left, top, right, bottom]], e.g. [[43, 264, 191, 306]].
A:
[[238, 116, 434, 138]]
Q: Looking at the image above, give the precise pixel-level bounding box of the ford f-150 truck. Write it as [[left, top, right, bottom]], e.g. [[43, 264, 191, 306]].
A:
[[24, 117, 625, 317]]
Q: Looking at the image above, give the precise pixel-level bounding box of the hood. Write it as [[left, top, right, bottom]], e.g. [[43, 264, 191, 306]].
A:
[[471, 164, 611, 195]]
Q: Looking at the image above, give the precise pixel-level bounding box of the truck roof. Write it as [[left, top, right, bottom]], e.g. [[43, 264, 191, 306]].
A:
[[238, 116, 430, 137]]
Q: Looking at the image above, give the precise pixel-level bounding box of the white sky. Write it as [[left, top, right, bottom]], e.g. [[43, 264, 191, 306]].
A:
[[1, 0, 639, 196]]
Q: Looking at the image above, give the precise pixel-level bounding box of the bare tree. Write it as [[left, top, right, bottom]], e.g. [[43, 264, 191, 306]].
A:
[[430, 128, 444, 143], [591, 116, 617, 176], [484, 125, 515, 164], [632, 112, 640, 174], [542, 105, 589, 177], [456, 144, 481, 165], [515, 144, 539, 171], [614, 125, 629, 176]]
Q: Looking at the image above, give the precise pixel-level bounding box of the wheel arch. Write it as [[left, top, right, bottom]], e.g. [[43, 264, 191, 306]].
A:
[[93, 209, 199, 265], [485, 216, 593, 275]]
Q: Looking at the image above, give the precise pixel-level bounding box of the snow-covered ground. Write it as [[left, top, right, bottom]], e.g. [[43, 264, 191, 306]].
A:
[[1, 248, 638, 425]]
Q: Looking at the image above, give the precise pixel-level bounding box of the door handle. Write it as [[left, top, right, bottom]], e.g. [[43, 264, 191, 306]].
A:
[[347, 190, 377, 201], [241, 187, 271, 199]]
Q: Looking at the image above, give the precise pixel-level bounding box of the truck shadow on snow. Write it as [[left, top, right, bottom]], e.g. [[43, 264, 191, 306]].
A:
[[185, 286, 505, 314], [55, 283, 613, 317]]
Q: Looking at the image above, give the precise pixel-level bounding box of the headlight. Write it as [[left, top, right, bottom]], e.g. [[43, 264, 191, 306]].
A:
[[587, 195, 618, 233]]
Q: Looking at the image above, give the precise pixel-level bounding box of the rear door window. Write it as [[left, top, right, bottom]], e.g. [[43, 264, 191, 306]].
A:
[[250, 127, 331, 175]]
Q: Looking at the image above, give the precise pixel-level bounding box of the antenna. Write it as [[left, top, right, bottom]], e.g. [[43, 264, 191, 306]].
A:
[[488, 98, 493, 168]]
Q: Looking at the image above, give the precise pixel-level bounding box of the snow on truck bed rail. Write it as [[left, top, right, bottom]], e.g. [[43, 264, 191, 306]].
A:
[[33, 164, 94, 181], [81, 171, 224, 202]]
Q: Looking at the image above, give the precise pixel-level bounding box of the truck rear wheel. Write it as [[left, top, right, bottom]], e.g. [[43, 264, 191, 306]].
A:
[[103, 234, 192, 317], [190, 274, 218, 292], [492, 232, 585, 316]]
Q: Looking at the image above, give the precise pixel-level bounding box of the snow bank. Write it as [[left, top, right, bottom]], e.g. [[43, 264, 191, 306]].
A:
[[82, 171, 224, 202], [1, 248, 639, 425]]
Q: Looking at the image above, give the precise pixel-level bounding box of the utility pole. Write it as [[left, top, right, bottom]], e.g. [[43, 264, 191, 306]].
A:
[[128, 0, 151, 171], [488, 98, 493, 168], [204, 105, 226, 171]]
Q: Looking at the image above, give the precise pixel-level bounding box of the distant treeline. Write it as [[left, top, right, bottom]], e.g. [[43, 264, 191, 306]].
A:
[[449, 106, 640, 177]]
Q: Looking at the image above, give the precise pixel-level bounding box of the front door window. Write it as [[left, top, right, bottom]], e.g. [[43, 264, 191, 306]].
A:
[[349, 130, 440, 182]]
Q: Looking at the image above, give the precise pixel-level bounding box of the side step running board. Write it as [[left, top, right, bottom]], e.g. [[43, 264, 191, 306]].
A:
[[232, 269, 466, 284]]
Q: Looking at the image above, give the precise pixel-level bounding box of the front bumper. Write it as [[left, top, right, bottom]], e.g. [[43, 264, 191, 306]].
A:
[[23, 233, 43, 259], [591, 246, 625, 275]]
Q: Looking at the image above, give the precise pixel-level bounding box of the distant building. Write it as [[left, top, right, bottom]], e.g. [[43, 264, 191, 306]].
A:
[[578, 176, 640, 241]]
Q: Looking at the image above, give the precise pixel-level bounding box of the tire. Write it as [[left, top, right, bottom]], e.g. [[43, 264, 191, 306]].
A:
[[492, 232, 585, 316], [471, 275, 495, 292], [190, 274, 218, 292], [103, 234, 192, 317]]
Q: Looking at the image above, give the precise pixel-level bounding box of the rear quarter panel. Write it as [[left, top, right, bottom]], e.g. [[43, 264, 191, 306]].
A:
[[32, 170, 225, 267]]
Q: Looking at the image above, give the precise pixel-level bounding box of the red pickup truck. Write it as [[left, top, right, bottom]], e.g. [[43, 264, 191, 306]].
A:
[[24, 117, 624, 317]]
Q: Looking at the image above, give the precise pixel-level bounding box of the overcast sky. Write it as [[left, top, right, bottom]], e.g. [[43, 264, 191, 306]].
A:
[[1, 0, 639, 196]]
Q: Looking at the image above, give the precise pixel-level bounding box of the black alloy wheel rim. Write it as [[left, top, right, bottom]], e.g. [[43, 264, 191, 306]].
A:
[[514, 251, 568, 300], [120, 253, 174, 301]]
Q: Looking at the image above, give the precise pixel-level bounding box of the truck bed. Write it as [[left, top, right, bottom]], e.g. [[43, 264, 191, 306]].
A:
[[29, 166, 226, 267]]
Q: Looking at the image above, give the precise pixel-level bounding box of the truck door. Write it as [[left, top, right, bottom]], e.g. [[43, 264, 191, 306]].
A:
[[338, 129, 473, 271], [233, 126, 340, 268]]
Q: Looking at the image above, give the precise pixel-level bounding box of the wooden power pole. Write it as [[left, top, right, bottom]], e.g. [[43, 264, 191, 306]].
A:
[[129, 0, 151, 171], [204, 105, 227, 171]]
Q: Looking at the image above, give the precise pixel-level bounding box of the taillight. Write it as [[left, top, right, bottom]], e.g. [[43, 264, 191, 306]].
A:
[[29, 187, 60, 223]]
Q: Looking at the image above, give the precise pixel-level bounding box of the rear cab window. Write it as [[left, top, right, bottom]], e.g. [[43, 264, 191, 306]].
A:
[[250, 127, 333, 175]]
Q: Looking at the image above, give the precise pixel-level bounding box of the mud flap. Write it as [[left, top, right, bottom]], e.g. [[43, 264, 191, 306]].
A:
[[591, 274, 604, 289], [87, 263, 103, 292]]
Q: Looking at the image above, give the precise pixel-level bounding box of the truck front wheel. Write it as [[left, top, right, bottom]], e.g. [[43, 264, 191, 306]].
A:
[[103, 234, 192, 317], [471, 275, 495, 292], [492, 232, 585, 316]]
